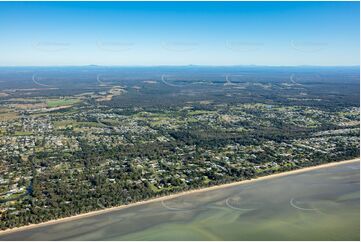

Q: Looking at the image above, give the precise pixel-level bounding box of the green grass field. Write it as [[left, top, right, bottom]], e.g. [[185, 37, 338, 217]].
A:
[[46, 98, 80, 108]]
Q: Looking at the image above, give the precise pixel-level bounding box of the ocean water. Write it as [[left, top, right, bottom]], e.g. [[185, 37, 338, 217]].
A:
[[1, 161, 359, 240]]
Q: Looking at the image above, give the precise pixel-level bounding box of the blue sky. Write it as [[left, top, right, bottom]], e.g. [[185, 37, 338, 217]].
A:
[[0, 1, 359, 66]]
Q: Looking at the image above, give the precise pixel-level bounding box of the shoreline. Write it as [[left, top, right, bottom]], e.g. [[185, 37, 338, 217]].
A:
[[0, 157, 359, 236]]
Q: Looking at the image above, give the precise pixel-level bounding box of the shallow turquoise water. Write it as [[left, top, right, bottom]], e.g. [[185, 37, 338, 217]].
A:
[[1, 161, 359, 240]]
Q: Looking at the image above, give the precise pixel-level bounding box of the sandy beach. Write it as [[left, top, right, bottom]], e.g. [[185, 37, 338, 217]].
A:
[[0, 157, 359, 236]]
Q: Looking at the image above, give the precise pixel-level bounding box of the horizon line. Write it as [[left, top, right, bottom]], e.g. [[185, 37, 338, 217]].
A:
[[0, 64, 359, 68]]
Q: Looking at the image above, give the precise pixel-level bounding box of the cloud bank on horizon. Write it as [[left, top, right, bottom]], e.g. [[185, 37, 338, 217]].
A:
[[0, 1, 359, 66]]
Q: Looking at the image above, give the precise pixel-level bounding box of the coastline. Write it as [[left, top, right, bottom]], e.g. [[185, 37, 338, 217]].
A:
[[0, 157, 359, 236]]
